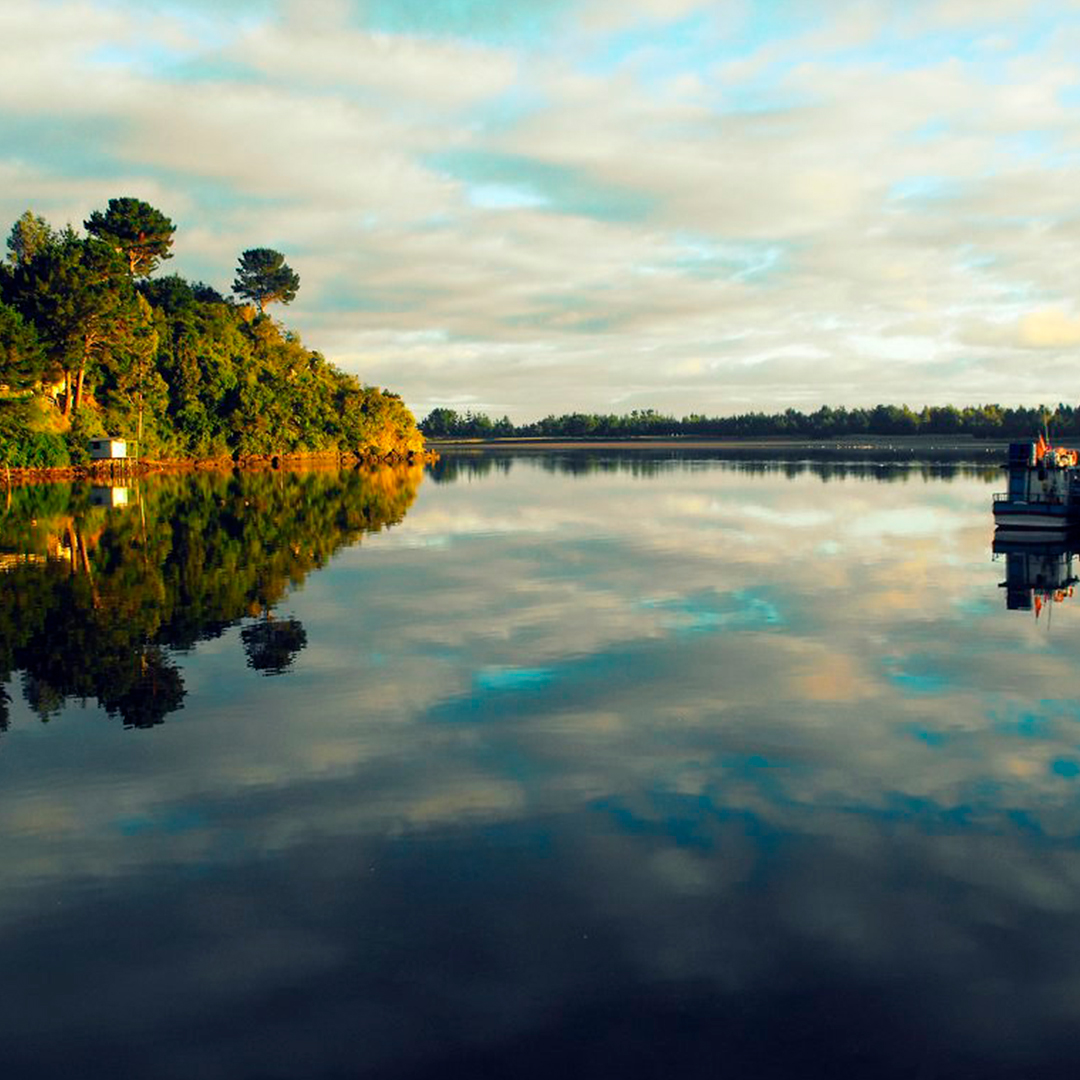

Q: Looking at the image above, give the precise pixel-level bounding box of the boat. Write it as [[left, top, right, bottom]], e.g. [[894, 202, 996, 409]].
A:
[[992, 437, 1080, 530]]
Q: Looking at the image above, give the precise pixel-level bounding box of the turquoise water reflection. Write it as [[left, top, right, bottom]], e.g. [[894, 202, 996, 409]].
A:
[[1, 456, 1079, 1078]]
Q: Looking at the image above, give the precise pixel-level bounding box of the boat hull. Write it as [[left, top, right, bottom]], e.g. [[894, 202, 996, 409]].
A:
[[993, 503, 1080, 530]]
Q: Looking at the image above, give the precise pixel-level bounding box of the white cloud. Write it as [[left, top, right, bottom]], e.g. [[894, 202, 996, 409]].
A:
[[3, 0, 1080, 417]]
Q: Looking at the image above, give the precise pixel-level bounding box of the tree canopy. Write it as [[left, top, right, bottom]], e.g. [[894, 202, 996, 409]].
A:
[[6, 210, 54, 267], [0, 301, 45, 391], [0, 199, 424, 467], [84, 197, 176, 278], [232, 248, 300, 313]]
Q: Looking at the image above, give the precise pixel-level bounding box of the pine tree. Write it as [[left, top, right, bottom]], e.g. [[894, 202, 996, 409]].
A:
[[84, 197, 175, 278], [232, 248, 300, 313]]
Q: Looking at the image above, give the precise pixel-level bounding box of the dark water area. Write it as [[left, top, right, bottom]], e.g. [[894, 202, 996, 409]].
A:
[[2, 455, 1080, 1078]]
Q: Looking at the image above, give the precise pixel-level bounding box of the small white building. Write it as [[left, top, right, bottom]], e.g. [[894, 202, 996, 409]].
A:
[[88, 437, 127, 460]]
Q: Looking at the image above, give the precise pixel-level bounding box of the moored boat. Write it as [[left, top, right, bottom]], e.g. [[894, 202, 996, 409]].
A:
[[993, 438, 1080, 531]]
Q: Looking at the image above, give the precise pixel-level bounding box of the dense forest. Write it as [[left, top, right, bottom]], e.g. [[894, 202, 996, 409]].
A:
[[0, 198, 424, 467], [421, 403, 1080, 441], [0, 465, 423, 729]]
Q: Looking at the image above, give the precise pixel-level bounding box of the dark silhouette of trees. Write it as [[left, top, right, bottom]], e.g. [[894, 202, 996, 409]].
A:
[[420, 403, 1080, 443], [241, 616, 308, 676]]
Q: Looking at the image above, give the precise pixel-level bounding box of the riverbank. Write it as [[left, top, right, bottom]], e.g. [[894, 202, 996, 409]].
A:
[[1, 446, 438, 485]]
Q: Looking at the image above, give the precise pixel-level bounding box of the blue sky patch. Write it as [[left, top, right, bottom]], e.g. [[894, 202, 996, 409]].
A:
[[429, 150, 656, 223], [641, 588, 783, 635], [474, 665, 555, 692], [909, 727, 949, 747], [669, 233, 787, 283], [888, 176, 963, 204], [888, 671, 948, 695], [358, 0, 572, 44]]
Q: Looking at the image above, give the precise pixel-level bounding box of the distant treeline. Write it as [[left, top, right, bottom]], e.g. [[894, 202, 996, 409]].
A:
[[421, 404, 1079, 441], [0, 199, 424, 468]]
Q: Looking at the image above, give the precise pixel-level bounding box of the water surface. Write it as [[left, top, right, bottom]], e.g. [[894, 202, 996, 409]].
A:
[[2, 455, 1078, 1078]]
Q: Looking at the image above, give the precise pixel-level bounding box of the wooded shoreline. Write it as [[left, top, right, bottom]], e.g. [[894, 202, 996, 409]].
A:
[[1, 446, 437, 485], [1, 199, 427, 469], [426, 434, 1011, 462]]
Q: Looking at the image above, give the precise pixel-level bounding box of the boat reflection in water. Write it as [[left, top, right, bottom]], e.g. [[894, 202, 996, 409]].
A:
[[994, 531, 1079, 614]]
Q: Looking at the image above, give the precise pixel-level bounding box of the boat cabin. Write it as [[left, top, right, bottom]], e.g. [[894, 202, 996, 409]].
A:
[[993, 440, 1080, 530], [88, 438, 127, 460]]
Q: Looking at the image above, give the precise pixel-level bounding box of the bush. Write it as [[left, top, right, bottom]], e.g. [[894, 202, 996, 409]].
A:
[[0, 428, 69, 468]]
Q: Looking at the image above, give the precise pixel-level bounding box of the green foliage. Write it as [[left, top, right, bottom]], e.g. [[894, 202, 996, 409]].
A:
[[5, 210, 54, 268], [232, 248, 300, 313], [6, 227, 136, 415], [65, 411, 105, 464], [0, 204, 425, 465], [0, 402, 68, 467], [0, 300, 45, 390], [84, 197, 176, 278]]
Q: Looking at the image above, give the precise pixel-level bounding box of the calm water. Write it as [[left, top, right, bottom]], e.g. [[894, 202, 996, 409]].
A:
[[2, 454, 1080, 1078]]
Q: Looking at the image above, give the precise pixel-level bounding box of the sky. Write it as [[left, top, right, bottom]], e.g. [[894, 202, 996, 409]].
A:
[[3, 0, 1080, 420]]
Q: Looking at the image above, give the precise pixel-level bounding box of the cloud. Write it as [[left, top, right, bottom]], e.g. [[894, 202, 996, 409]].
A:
[[240, 11, 521, 105], [962, 309, 1080, 350], [3, 0, 1080, 417], [1016, 309, 1080, 348]]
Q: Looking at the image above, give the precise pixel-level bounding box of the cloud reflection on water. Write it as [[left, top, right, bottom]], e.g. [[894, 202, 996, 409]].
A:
[[1, 455, 1079, 1077]]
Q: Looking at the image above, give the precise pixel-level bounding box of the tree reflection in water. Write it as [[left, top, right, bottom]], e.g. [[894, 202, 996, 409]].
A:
[[241, 616, 308, 676], [0, 465, 422, 728], [427, 451, 1000, 484]]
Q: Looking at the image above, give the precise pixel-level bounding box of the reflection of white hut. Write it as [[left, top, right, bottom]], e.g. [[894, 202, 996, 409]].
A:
[[89, 437, 127, 460], [90, 486, 129, 509]]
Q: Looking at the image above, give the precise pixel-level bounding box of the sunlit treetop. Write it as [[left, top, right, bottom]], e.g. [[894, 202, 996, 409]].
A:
[[84, 197, 176, 279], [5, 210, 54, 268], [232, 248, 300, 314]]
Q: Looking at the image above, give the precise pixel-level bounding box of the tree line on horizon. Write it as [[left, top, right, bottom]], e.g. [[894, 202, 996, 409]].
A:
[[421, 402, 1080, 441], [0, 198, 421, 467]]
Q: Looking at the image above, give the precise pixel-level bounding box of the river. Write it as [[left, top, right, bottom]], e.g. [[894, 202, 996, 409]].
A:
[[0, 453, 1077, 1078]]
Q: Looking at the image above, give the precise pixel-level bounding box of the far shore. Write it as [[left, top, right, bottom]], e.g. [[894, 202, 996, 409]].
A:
[[427, 434, 1011, 461], [1, 434, 1020, 486]]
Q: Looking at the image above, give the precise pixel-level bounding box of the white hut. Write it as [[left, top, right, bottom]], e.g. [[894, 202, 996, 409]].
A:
[[88, 437, 127, 460]]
